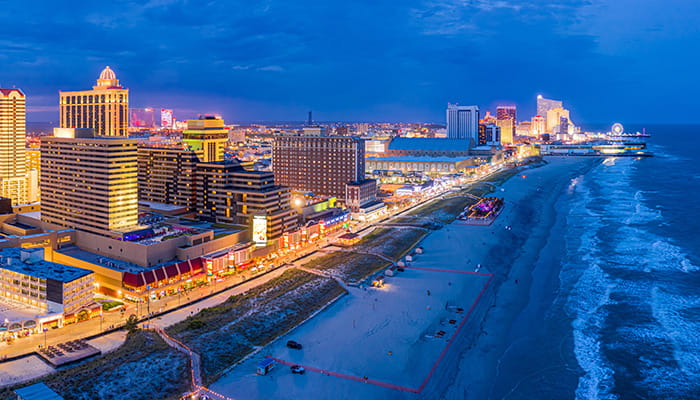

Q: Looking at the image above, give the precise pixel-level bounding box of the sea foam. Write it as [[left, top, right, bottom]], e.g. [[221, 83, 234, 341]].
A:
[[563, 157, 700, 398]]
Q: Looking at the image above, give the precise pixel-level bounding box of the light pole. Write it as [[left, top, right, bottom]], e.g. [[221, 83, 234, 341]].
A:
[[146, 285, 151, 327], [99, 310, 103, 332], [43, 327, 48, 348]]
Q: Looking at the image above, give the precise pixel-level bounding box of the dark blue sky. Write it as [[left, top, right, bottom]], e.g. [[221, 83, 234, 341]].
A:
[[2, 0, 699, 124]]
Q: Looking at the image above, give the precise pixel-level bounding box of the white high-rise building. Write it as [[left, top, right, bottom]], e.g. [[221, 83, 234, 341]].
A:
[[446, 104, 479, 146], [536, 95, 563, 128]]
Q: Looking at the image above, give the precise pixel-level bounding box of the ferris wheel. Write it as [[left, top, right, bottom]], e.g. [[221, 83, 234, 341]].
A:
[[611, 123, 624, 135]]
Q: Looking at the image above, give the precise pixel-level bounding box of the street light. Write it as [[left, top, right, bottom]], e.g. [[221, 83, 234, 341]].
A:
[[99, 310, 103, 332], [43, 327, 48, 348]]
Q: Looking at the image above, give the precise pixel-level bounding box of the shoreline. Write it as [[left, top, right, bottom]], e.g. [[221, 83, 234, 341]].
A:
[[426, 156, 601, 400], [205, 156, 601, 400]]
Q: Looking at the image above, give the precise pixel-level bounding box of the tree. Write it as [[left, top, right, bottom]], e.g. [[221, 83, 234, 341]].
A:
[[125, 314, 139, 333]]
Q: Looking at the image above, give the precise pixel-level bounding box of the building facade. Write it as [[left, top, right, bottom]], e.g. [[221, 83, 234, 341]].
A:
[[0, 88, 27, 205], [0, 248, 95, 315], [536, 95, 563, 128], [479, 124, 501, 146], [26, 148, 40, 203], [138, 146, 199, 212], [196, 162, 296, 239], [345, 179, 378, 212], [366, 156, 477, 176], [59, 66, 129, 137], [228, 170, 298, 239], [496, 105, 516, 144], [40, 130, 139, 237], [272, 135, 365, 200], [130, 108, 157, 129], [387, 137, 471, 157], [546, 107, 571, 134], [446, 104, 479, 145], [531, 115, 546, 136], [183, 116, 228, 163]]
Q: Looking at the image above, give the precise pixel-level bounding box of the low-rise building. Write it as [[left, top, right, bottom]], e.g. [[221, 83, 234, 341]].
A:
[[0, 248, 95, 316], [0, 247, 99, 338], [345, 179, 378, 212], [366, 156, 477, 176], [387, 137, 471, 157]]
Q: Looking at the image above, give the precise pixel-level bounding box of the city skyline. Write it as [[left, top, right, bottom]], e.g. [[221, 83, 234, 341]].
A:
[[1, 1, 699, 124]]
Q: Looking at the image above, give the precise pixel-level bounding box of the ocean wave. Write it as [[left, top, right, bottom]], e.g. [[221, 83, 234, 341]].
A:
[[646, 287, 700, 395], [613, 227, 699, 273], [567, 175, 585, 195], [559, 172, 618, 400], [562, 156, 700, 399], [569, 264, 618, 400]]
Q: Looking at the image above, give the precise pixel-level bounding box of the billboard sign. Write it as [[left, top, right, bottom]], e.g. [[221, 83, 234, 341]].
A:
[[253, 215, 267, 246], [161, 109, 173, 128]]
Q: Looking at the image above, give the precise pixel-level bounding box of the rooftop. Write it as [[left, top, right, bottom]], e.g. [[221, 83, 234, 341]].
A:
[[388, 137, 471, 152], [0, 248, 92, 282], [57, 246, 166, 274], [139, 201, 187, 212], [14, 382, 65, 400], [0, 297, 55, 322], [367, 156, 472, 163]]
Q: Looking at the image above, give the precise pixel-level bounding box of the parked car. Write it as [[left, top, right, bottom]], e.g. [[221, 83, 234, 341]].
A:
[[291, 365, 305, 374], [286, 340, 303, 350]]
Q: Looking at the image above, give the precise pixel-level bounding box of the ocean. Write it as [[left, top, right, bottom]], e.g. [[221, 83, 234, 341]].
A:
[[566, 125, 700, 399], [494, 125, 700, 400]]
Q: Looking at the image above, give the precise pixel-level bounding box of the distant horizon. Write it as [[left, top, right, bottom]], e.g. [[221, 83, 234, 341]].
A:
[[25, 120, 696, 127], [3, 1, 698, 125]]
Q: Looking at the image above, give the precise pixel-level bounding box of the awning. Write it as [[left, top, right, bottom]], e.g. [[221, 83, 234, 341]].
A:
[[142, 271, 156, 285], [123, 272, 144, 288], [164, 264, 179, 279], [176, 261, 191, 275], [154, 268, 167, 282], [189, 258, 203, 274], [237, 261, 254, 270]]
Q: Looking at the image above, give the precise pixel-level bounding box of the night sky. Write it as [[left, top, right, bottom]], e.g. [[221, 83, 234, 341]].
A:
[[1, 0, 698, 124]]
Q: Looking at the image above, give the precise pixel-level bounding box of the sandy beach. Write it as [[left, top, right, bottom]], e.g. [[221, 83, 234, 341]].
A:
[[210, 222, 494, 399], [426, 156, 600, 400], [208, 156, 600, 400]]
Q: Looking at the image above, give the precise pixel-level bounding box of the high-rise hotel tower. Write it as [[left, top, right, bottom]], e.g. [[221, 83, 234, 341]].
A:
[[41, 129, 139, 237], [446, 104, 479, 146], [0, 88, 27, 205], [59, 66, 129, 136], [183, 116, 228, 163]]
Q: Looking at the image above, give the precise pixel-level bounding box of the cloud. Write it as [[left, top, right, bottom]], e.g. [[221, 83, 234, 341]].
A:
[[0, 0, 698, 123], [257, 65, 284, 72]]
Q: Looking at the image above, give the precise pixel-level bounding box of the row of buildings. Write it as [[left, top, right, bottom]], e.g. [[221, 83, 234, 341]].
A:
[[445, 95, 577, 146], [0, 68, 388, 339], [0, 66, 562, 339]]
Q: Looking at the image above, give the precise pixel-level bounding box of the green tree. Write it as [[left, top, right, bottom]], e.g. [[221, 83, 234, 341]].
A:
[[124, 314, 139, 333]]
